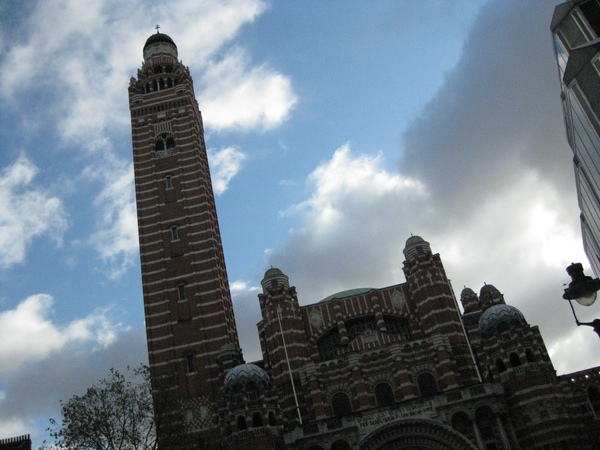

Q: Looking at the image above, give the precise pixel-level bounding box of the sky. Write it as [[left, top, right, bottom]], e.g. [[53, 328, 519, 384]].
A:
[[0, 0, 598, 446]]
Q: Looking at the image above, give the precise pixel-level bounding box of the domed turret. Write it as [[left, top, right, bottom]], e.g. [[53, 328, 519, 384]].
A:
[[403, 235, 432, 260], [261, 267, 290, 292], [479, 284, 505, 310], [224, 363, 271, 395], [460, 287, 481, 313], [143, 31, 178, 61], [479, 304, 527, 339]]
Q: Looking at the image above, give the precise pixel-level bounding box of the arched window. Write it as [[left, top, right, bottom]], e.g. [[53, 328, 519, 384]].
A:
[[268, 411, 276, 426], [417, 373, 438, 397], [496, 358, 506, 373], [331, 392, 352, 418], [167, 78, 173, 88], [159, 78, 165, 90], [451, 411, 473, 441], [152, 80, 158, 91], [346, 316, 377, 341], [331, 440, 351, 450], [155, 133, 176, 155], [237, 416, 247, 431], [475, 406, 497, 443], [252, 413, 263, 427], [317, 327, 340, 360], [526, 349, 536, 363], [375, 383, 395, 407], [510, 353, 522, 367], [383, 315, 412, 339]]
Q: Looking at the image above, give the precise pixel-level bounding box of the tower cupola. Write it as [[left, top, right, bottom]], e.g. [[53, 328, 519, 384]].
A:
[[460, 287, 481, 313], [403, 235, 432, 260], [261, 267, 290, 293], [143, 31, 178, 61]]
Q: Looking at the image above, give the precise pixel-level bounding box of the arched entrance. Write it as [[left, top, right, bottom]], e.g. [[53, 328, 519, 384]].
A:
[[358, 419, 477, 450]]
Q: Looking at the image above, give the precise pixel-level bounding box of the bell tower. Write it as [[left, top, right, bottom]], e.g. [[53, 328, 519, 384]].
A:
[[129, 30, 240, 447]]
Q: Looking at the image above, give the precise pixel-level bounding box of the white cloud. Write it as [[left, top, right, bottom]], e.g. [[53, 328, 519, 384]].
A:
[[90, 163, 138, 279], [0, 294, 123, 378], [198, 49, 297, 131], [208, 147, 246, 195], [0, 156, 68, 268]]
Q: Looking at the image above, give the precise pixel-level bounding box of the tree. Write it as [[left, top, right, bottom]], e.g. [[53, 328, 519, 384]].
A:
[[49, 365, 157, 450]]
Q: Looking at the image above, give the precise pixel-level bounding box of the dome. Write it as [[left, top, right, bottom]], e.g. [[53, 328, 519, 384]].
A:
[[461, 287, 476, 299], [319, 287, 374, 303], [143, 32, 177, 51], [403, 235, 432, 260], [479, 304, 527, 339], [224, 364, 271, 394], [261, 267, 290, 292]]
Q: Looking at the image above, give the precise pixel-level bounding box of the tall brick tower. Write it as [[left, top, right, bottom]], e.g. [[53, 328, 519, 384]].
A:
[[128, 31, 241, 447]]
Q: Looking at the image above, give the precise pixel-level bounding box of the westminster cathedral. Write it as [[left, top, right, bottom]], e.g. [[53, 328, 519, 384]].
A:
[[128, 24, 600, 450]]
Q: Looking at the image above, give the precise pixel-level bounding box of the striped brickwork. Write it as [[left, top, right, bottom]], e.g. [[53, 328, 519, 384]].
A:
[[129, 35, 239, 446]]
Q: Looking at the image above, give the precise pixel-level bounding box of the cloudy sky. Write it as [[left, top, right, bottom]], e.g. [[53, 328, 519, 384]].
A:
[[0, 0, 597, 446]]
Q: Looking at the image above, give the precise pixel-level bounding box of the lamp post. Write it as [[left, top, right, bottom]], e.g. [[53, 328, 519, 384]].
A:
[[562, 263, 600, 337]]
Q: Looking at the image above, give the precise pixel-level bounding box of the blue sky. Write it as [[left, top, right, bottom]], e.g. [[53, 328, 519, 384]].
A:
[[1, 0, 597, 446]]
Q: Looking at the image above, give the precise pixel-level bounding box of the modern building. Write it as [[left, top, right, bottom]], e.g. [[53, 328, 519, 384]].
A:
[[551, 0, 600, 277], [130, 31, 600, 449]]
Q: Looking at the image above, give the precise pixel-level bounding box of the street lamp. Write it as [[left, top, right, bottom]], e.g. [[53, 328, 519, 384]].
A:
[[562, 263, 600, 337]]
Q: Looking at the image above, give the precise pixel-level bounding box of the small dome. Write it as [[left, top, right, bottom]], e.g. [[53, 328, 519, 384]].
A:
[[224, 364, 271, 394], [461, 287, 476, 299], [479, 284, 505, 310], [403, 235, 432, 260], [143, 32, 177, 51], [261, 267, 290, 292], [479, 304, 527, 339], [480, 284, 500, 298]]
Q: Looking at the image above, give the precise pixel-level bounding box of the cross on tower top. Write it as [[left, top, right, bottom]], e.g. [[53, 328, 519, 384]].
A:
[[155, 24, 160, 34]]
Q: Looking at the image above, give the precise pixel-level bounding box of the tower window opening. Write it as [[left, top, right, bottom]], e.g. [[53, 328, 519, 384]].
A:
[[237, 416, 247, 431], [496, 358, 506, 373], [167, 78, 173, 88], [171, 225, 180, 241], [177, 283, 186, 301], [510, 353, 522, 367], [185, 354, 195, 373], [165, 175, 173, 189], [152, 80, 158, 91], [252, 413, 263, 427], [268, 411, 276, 426], [159, 78, 165, 90], [155, 133, 176, 155], [526, 349, 536, 363]]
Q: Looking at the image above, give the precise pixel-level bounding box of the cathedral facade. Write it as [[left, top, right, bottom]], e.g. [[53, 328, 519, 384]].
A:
[[129, 32, 600, 449]]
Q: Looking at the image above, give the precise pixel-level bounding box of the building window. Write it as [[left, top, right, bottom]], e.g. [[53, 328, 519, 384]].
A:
[[317, 327, 340, 360], [185, 354, 195, 374], [331, 392, 352, 418], [165, 175, 173, 189], [252, 413, 263, 427], [496, 358, 506, 373], [237, 416, 247, 431], [384, 315, 412, 339], [345, 315, 377, 342], [417, 372, 438, 397], [171, 225, 179, 241], [268, 412, 276, 426], [177, 283, 187, 301], [510, 353, 522, 367], [331, 441, 351, 450], [155, 133, 176, 154], [375, 383, 395, 407], [588, 386, 600, 416]]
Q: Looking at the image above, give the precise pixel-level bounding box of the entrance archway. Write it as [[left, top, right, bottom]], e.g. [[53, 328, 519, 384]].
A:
[[358, 419, 477, 450]]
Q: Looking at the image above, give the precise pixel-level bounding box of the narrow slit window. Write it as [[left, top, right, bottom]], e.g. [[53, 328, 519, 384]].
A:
[[165, 175, 173, 189], [185, 354, 195, 373], [171, 225, 179, 241], [177, 283, 186, 301]]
